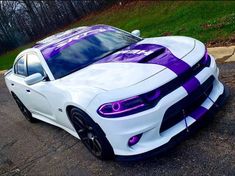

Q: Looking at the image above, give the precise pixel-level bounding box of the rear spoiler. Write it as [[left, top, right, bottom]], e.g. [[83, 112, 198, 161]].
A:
[[4, 68, 12, 77]]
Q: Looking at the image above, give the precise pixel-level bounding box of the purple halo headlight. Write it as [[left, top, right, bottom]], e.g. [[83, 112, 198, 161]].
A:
[[98, 90, 161, 118], [98, 96, 145, 117], [112, 102, 121, 111], [142, 89, 161, 102]]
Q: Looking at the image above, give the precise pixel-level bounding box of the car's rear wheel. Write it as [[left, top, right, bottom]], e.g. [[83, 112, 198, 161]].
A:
[[12, 93, 37, 123], [69, 107, 114, 160]]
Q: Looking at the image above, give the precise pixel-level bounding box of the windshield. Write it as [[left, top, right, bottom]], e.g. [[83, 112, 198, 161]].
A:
[[43, 30, 141, 79]]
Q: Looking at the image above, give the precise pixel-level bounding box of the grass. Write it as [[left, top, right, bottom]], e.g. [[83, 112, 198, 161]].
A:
[[0, 43, 33, 70], [1, 1, 235, 70]]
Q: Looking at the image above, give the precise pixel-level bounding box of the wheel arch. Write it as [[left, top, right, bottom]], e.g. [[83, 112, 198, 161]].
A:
[[65, 105, 106, 137], [64, 99, 96, 121], [65, 104, 94, 127], [66, 105, 77, 120], [11, 91, 17, 98]]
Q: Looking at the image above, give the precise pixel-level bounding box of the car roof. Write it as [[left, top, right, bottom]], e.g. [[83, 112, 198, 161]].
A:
[[33, 25, 113, 51], [34, 26, 88, 46]]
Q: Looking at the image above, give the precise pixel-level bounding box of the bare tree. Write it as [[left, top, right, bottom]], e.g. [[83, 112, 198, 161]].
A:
[[0, 0, 116, 55]]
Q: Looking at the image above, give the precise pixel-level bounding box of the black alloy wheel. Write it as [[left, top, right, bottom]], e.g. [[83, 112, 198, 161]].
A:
[[12, 93, 37, 123], [69, 108, 114, 160]]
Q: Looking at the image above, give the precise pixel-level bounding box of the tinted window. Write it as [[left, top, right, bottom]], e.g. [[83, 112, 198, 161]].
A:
[[43, 30, 141, 79], [27, 54, 44, 76], [15, 57, 27, 76]]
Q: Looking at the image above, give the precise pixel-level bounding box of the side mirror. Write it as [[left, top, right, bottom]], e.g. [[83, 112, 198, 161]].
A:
[[25, 73, 44, 85], [131, 30, 141, 37]]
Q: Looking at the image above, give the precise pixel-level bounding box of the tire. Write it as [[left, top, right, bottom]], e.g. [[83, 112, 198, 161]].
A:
[[12, 93, 37, 123], [69, 107, 114, 160]]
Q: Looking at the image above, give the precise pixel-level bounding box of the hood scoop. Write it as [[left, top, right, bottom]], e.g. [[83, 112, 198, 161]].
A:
[[96, 44, 167, 64], [138, 47, 166, 63]]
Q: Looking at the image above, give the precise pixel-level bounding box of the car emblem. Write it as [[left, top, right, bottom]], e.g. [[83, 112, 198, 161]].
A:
[[193, 63, 201, 71]]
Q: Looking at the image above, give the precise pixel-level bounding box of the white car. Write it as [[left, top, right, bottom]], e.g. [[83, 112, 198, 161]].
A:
[[4, 25, 228, 161]]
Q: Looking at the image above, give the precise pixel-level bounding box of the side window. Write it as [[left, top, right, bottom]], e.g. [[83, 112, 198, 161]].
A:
[[14, 56, 27, 76], [27, 54, 45, 76]]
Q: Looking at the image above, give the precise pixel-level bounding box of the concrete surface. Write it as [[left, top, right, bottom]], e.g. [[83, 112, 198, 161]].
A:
[[225, 54, 235, 63], [0, 53, 235, 176], [208, 46, 235, 63]]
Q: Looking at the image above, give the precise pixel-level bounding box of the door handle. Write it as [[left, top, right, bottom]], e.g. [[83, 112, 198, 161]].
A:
[[26, 89, 30, 93]]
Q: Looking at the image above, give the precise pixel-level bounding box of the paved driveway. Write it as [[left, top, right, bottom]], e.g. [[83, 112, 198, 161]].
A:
[[0, 62, 234, 176]]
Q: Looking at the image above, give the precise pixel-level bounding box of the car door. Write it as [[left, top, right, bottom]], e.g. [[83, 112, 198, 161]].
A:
[[22, 53, 55, 120]]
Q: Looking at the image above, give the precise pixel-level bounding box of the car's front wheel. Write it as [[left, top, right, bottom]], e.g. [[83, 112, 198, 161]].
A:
[[69, 107, 114, 160], [12, 93, 37, 123]]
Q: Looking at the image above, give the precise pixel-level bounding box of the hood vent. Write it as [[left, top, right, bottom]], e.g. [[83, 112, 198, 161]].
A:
[[138, 47, 166, 63]]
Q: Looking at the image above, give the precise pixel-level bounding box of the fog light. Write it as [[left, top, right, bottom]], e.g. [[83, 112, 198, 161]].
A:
[[128, 134, 142, 146]]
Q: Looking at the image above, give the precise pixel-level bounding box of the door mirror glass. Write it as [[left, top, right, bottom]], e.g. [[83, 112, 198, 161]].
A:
[[131, 30, 141, 37], [25, 73, 44, 85]]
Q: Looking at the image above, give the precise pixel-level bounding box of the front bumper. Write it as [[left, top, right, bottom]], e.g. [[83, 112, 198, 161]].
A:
[[87, 55, 228, 159], [116, 85, 229, 161]]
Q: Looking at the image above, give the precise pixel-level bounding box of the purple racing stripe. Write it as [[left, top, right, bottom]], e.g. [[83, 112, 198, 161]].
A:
[[190, 106, 207, 120], [148, 49, 190, 75], [183, 76, 200, 94], [97, 43, 191, 75]]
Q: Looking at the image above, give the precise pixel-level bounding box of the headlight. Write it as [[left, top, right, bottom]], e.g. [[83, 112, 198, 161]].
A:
[[97, 89, 161, 118]]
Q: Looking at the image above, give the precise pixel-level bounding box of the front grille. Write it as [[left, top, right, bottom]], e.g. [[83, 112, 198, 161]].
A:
[[154, 55, 210, 103], [159, 76, 214, 133]]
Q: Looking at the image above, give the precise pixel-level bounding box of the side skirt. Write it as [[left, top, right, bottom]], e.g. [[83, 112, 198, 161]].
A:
[[32, 113, 80, 139]]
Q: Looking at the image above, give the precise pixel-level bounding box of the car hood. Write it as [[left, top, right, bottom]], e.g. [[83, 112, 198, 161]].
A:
[[58, 36, 199, 91], [58, 63, 165, 91]]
